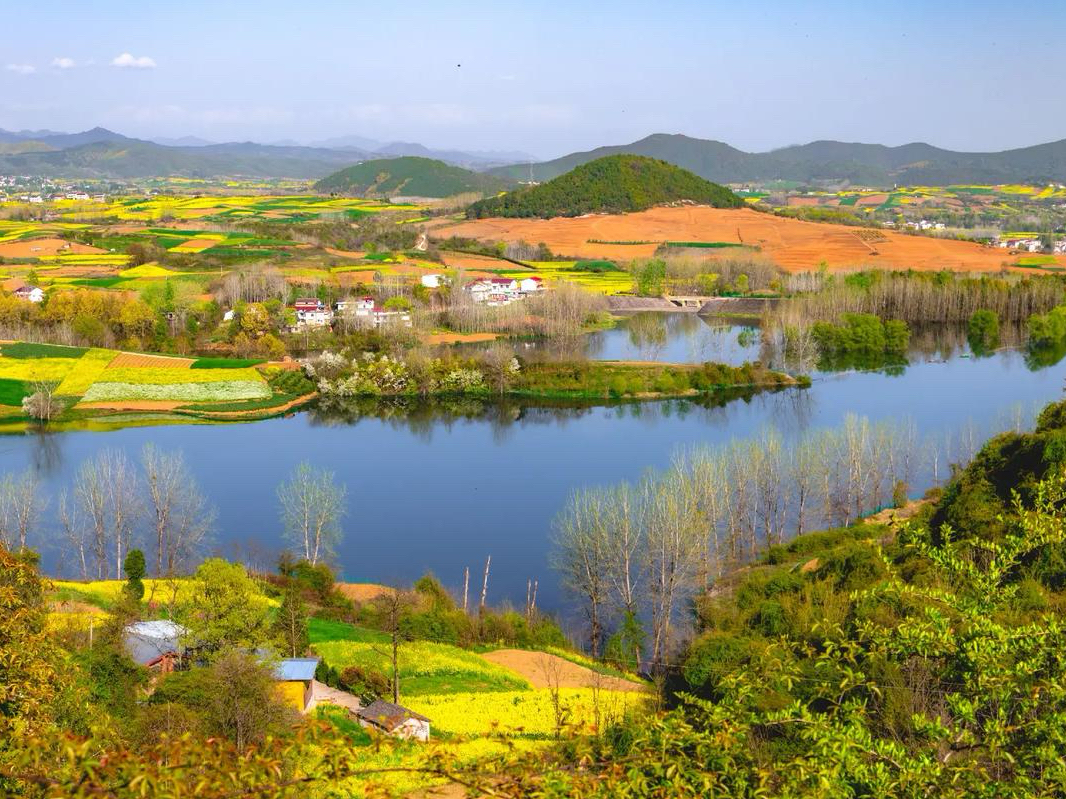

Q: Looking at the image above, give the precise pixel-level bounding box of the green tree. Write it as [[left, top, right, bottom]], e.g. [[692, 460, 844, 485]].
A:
[[633, 258, 666, 297], [200, 650, 296, 752], [968, 308, 1000, 353], [123, 548, 146, 601], [182, 559, 271, 656]]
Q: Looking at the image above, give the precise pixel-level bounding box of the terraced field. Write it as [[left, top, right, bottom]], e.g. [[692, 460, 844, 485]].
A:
[[0, 342, 314, 422]]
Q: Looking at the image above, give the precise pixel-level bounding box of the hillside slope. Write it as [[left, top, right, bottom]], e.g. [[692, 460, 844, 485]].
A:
[[468, 154, 743, 218], [314, 156, 513, 198], [488, 133, 1066, 186]]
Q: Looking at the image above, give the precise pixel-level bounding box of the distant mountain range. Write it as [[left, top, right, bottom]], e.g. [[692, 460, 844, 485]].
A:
[[488, 133, 1066, 187], [0, 127, 535, 179], [2, 126, 1065, 186], [315, 156, 514, 198]]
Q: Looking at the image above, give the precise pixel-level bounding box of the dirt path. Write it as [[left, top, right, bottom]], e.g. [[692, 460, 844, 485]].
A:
[[77, 400, 183, 411], [481, 649, 644, 692], [310, 680, 362, 714]]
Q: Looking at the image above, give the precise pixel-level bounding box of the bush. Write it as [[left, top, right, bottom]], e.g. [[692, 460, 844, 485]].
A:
[[968, 309, 1000, 351]]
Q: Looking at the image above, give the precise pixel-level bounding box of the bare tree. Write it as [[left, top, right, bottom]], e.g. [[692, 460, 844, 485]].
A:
[[277, 462, 347, 565], [73, 457, 109, 577], [73, 450, 141, 578], [643, 469, 703, 671], [0, 468, 46, 551], [58, 490, 89, 579], [751, 428, 786, 548], [790, 432, 824, 538], [552, 488, 611, 657], [102, 450, 141, 578], [142, 444, 216, 575], [601, 482, 644, 615]]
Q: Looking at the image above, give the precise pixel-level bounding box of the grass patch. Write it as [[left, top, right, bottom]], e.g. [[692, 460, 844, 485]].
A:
[[180, 393, 305, 413], [663, 241, 745, 249], [0, 377, 31, 406], [190, 357, 266, 369], [309, 617, 389, 645], [266, 368, 315, 394], [0, 342, 87, 359], [313, 638, 530, 696]]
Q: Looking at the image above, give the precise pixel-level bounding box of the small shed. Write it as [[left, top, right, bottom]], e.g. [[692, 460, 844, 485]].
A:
[[356, 699, 431, 742], [124, 620, 187, 672], [275, 657, 319, 712]]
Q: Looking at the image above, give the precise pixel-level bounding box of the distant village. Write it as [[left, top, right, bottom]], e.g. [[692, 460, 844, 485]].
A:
[[288, 274, 545, 330]]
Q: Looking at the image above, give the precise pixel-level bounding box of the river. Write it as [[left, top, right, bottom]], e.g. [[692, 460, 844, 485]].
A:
[[3, 313, 1062, 614]]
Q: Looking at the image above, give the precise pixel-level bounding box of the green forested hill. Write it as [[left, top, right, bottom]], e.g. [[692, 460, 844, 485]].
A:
[[467, 154, 743, 218], [314, 156, 513, 198]]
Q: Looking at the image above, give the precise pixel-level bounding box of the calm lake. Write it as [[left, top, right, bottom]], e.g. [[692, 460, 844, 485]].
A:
[[4, 314, 1063, 616]]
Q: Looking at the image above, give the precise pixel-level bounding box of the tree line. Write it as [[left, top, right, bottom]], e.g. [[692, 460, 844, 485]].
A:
[[551, 414, 964, 671], [0, 451, 348, 579]]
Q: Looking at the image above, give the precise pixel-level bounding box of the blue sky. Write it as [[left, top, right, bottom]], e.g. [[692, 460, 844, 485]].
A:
[[1, 0, 1063, 158]]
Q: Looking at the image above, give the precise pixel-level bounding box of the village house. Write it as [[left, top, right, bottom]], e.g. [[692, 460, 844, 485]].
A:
[[275, 657, 319, 713], [293, 297, 333, 328], [420, 273, 445, 289], [335, 296, 375, 317], [8, 283, 44, 303], [123, 620, 187, 674], [519, 276, 545, 293], [356, 699, 431, 742], [464, 280, 493, 304], [371, 305, 412, 327]]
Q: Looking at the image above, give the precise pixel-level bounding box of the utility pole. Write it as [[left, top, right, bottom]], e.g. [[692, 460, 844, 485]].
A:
[[462, 566, 469, 614], [391, 622, 400, 704], [479, 555, 491, 614]]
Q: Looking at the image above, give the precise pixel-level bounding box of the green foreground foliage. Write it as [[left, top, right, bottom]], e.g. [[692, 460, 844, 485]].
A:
[[7, 401, 1066, 796]]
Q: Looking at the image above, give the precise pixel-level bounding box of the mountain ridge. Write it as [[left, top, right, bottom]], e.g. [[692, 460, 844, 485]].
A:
[[489, 132, 1066, 186]]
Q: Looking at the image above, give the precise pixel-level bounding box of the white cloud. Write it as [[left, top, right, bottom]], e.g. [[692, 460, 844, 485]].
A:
[[111, 53, 156, 69], [5, 64, 36, 75], [51, 57, 76, 69]]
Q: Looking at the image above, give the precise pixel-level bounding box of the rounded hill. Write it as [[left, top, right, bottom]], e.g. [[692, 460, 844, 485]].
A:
[[467, 154, 743, 219], [314, 156, 513, 198]]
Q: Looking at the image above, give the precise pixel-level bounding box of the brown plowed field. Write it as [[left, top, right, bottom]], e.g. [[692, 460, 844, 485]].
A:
[[480, 649, 644, 692], [423, 332, 499, 345], [335, 582, 395, 602], [435, 206, 1057, 273], [108, 353, 194, 368], [0, 238, 106, 258], [440, 252, 525, 271]]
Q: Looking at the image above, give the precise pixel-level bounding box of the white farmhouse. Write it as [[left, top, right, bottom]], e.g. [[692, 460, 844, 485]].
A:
[[519, 276, 544, 293], [293, 298, 333, 328]]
